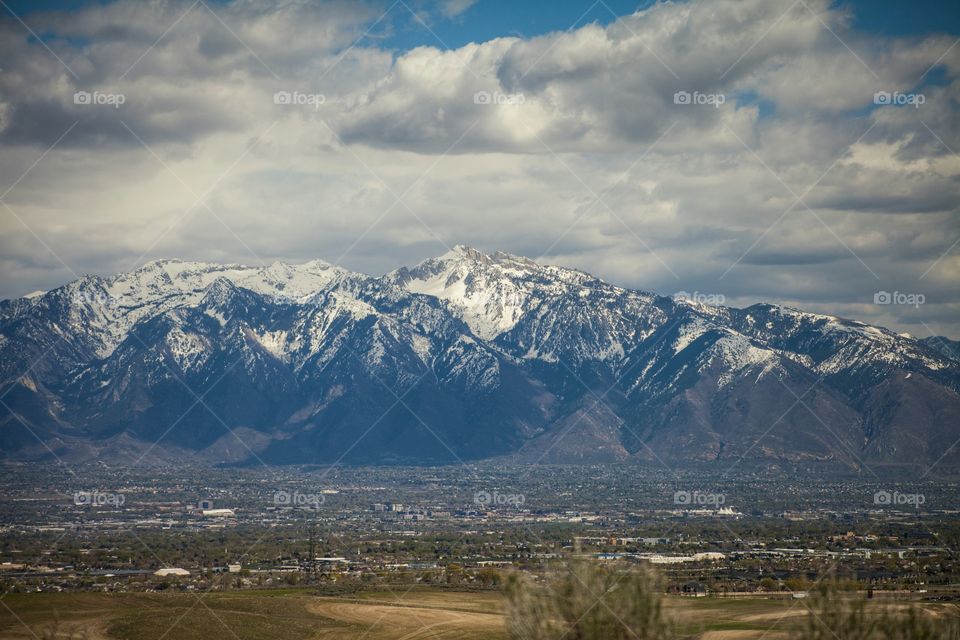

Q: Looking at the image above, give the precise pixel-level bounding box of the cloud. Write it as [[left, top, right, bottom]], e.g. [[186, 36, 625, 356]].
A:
[[0, 0, 957, 339], [436, 0, 478, 20]]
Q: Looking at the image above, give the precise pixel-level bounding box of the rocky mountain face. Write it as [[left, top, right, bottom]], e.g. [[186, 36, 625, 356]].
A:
[[2, 246, 958, 471]]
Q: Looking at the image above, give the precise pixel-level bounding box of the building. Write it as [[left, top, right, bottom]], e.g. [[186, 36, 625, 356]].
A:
[[154, 568, 190, 577]]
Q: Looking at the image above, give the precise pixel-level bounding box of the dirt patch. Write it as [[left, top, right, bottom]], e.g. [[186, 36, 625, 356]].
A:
[[739, 607, 807, 622], [308, 598, 504, 639]]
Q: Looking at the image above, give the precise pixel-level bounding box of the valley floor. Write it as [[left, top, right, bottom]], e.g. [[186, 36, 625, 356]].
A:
[[1, 588, 957, 640]]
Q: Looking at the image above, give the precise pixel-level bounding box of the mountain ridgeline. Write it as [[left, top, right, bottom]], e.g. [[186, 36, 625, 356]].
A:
[[1, 246, 958, 470]]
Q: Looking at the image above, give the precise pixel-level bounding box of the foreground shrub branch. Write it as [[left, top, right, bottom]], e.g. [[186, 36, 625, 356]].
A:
[[506, 560, 960, 640]]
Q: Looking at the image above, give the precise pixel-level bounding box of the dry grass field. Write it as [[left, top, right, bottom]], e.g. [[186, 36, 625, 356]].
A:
[[0, 588, 955, 639]]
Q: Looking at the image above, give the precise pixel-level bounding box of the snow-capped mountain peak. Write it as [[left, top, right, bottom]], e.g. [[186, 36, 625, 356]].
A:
[[387, 245, 614, 340], [2, 249, 959, 469], [106, 257, 346, 306], [386, 246, 537, 339]]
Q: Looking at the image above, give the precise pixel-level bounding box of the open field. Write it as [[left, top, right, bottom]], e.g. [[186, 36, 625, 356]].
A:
[[307, 592, 504, 639], [0, 588, 956, 639]]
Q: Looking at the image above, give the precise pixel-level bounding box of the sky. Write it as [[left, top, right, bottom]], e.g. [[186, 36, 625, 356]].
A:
[[0, 0, 957, 339]]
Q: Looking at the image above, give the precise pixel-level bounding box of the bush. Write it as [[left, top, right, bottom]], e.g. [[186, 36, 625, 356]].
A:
[[505, 560, 672, 640], [801, 585, 960, 640], [505, 562, 960, 640], [801, 589, 875, 640]]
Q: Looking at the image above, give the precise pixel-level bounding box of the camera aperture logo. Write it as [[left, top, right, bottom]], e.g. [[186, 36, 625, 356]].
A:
[[673, 90, 725, 108], [73, 90, 125, 109], [273, 90, 326, 110], [873, 91, 924, 108], [74, 490, 125, 507], [674, 490, 725, 506], [474, 489, 525, 508], [873, 291, 924, 308], [273, 489, 324, 509], [874, 490, 925, 508]]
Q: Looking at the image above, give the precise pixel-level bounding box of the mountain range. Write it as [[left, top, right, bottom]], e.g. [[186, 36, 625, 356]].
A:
[[2, 246, 958, 472]]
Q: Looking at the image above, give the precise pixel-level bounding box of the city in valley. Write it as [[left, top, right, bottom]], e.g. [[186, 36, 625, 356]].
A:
[[1, 463, 957, 638]]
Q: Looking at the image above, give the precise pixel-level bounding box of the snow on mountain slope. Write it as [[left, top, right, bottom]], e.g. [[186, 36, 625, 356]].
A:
[[108, 258, 345, 309], [2, 247, 959, 468], [387, 245, 666, 368], [728, 304, 954, 380], [388, 245, 545, 340], [57, 258, 349, 357]]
